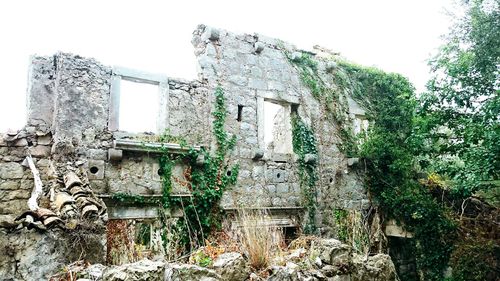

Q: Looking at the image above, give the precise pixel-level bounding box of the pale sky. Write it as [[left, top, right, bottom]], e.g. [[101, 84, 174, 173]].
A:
[[0, 0, 455, 132]]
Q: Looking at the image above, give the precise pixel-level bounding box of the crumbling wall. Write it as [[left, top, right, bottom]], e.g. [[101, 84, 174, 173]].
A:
[[1, 27, 370, 225], [0, 24, 372, 278], [191, 25, 367, 232]]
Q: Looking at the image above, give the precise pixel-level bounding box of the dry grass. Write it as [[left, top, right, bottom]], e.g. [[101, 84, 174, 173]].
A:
[[237, 210, 283, 270]]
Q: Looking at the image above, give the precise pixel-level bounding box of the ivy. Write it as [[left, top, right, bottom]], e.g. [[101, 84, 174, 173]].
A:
[[158, 85, 239, 250], [159, 153, 174, 209], [287, 51, 357, 155], [333, 209, 349, 242], [339, 61, 456, 280], [291, 114, 318, 234]]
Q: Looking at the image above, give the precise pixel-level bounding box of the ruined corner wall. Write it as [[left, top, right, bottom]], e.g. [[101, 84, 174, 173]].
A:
[[191, 25, 368, 232], [1, 26, 369, 235]]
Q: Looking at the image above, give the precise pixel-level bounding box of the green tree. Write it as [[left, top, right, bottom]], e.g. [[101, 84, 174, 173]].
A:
[[420, 0, 500, 197]]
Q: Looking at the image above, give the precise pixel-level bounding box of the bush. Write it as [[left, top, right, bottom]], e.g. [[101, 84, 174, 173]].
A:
[[450, 239, 499, 281], [237, 210, 283, 270]]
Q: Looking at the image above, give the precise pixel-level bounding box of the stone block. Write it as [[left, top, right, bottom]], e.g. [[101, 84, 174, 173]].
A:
[[205, 43, 217, 56], [0, 181, 20, 190], [107, 205, 159, 220], [252, 149, 264, 160], [36, 135, 52, 145], [87, 149, 107, 160], [290, 183, 300, 193], [90, 180, 107, 194], [268, 80, 285, 91], [87, 160, 105, 180], [271, 197, 282, 206], [26, 56, 56, 127], [276, 183, 289, 193], [304, 153, 318, 164], [291, 52, 302, 62], [238, 169, 251, 179], [20, 179, 34, 190], [266, 169, 287, 183], [265, 185, 276, 193], [29, 145, 51, 158], [201, 27, 220, 41], [0, 199, 26, 214], [13, 139, 28, 147], [254, 42, 265, 53], [164, 263, 221, 280], [108, 148, 122, 162], [347, 157, 359, 166], [245, 137, 258, 146], [310, 239, 351, 266], [0, 162, 24, 179], [0, 189, 30, 201], [326, 61, 338, 72], [248, 78, 267, 90], [35, 159, 51, 167], [0, 214, 16, 228], [228, 75, 248, 86], [250, 66, 263, 78], [213, 252, 250, 280]]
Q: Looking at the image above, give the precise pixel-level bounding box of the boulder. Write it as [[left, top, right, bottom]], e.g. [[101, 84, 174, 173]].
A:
[[102, 259, 165, 280], [286, 248, 307, 263], [267, 265, 300, 281], [351, 254, 398, 281], [0, 162, 24, 179], [309, 239, 351, 266], [0, 214, 17, 228], [164, 263, 220, 281], [81, 263, 106, 280], [212, 252, 249, 280], [268, 265, 321, 281]]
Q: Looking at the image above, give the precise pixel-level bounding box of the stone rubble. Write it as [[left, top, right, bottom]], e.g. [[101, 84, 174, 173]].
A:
[[66, 238, 398, 281]]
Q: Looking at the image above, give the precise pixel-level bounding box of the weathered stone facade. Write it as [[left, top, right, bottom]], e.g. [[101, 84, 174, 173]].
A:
[[0, 25, 373, 279]]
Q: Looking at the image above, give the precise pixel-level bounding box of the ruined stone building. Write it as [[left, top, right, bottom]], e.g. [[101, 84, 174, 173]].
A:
[[0, 25, 407, 280]]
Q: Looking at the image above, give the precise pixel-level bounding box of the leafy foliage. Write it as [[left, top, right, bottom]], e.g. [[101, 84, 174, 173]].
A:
[[449, 239, 499, 281], [333, 209, 349, 242], [291, 115, 319, 234], [420, 0, 500, 197], [339, 61, 456, 280], [287, 52, 356, 155], [417, 2, 500, 279], [159, 86, 239, 250]]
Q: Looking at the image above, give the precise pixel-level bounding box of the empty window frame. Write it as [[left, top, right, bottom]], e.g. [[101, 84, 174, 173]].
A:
[[109, 67, 169, 134], [353, 115, 369, 135], [262, 100, 293, 154]]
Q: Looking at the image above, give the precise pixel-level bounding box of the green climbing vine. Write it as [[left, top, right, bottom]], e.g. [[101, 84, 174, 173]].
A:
[[158, 85, 239, 250], [333, 209, 349, 242], [287, 51, 357, 155], [284, 45, 457, 280], [291, 114, 318, 234], [339, 61, 456, 281]]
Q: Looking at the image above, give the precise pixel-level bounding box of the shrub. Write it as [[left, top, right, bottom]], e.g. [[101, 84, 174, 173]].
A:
[[237, 210, 283, 270]]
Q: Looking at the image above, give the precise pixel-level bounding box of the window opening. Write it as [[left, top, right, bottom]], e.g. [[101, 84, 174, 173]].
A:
[[237, 105, 244, 122], [119, 80, 159, 133], [263, 100, 293, 154]]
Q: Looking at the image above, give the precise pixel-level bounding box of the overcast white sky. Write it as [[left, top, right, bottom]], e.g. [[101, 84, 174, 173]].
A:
[[0, 0, 456, 132]]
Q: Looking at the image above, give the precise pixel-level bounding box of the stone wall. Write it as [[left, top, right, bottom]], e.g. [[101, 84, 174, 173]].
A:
[[0, 25, 378, 279], [191, 25, 367, 232], [0, 24, 372, 278]]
